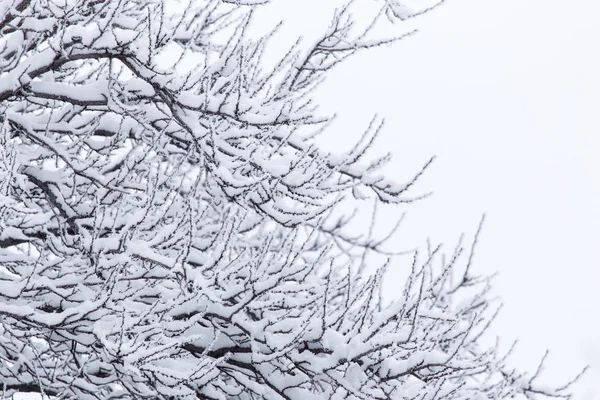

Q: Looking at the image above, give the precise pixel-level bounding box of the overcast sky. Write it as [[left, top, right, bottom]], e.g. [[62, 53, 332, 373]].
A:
[[257, 0, 599, 397], [311, 0, 600, 397]]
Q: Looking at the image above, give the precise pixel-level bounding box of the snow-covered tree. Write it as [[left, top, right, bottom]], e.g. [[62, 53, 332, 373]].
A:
[[0, 0, 584, 398]]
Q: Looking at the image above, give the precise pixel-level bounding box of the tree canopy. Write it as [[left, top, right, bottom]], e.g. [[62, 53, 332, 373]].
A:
[[0, 0, 583, 399]]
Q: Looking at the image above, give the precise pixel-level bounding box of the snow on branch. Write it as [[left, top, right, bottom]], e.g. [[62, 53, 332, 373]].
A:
[[0, 0, 584, 399]]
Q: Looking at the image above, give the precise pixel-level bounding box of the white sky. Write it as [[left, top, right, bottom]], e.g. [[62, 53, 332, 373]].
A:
[[256, 0, 600, 397], [302, 0, 600, 397]]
